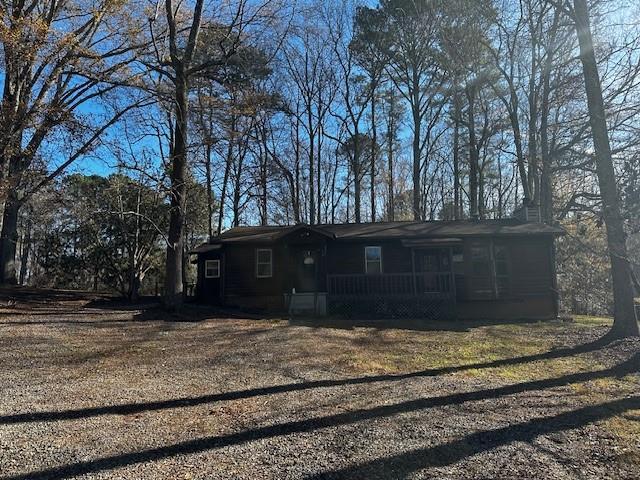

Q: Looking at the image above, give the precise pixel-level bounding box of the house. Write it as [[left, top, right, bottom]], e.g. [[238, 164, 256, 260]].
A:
[[190, 218, 564, 320]]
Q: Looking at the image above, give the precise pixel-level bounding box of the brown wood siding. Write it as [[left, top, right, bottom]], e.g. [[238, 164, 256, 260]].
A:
[[326, 240, 412, 275], [196, 251, 222, 304], [462, 237, 554, 300], [196, 232, 558, 317], [506, 238, 553, 297], [223, 244, 285, 298]]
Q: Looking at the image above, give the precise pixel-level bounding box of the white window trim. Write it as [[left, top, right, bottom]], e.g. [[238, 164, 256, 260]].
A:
[[256, 248, 273, 278], [364, 246, 383, 274], [205, 259, 220, 278]]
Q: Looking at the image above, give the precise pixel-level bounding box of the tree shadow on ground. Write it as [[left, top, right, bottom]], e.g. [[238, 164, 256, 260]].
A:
[[0, 287, 575, 331], [0, 296, 277, 325], [86, 299, 283, 323], [0, 286, 107, 303], [304, 394, 640, 479], [84, 294, 568, 331], [4, 351, 638, 480], [0, 335, 618, 426], [287, 315, 565, 332]]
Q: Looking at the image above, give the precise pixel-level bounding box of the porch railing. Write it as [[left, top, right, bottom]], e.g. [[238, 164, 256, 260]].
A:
[[327, 272, 454, 298]]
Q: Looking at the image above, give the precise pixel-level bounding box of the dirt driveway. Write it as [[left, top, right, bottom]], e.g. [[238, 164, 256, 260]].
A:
[[0, 289, 639, 479]]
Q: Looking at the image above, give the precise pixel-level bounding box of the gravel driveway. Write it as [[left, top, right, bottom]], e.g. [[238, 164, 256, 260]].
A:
[[0, 289, 639, 479]]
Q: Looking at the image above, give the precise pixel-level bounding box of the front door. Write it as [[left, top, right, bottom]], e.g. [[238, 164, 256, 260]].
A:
[[295, 248, 319, 293], [418, 248, 451, 294]]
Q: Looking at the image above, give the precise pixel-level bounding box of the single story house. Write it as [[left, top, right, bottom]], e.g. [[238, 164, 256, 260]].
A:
[[190, 218, 564, 320]]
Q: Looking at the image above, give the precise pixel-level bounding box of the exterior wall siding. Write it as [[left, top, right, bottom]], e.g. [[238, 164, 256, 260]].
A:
[[325, 240, 412, 275], [222, 244, 286, 309], [197, 234, 559, 319]]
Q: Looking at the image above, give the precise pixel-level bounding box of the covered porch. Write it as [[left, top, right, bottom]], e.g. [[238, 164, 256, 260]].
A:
[[326, 243, 461, 319], [327, 271, 454, 298]]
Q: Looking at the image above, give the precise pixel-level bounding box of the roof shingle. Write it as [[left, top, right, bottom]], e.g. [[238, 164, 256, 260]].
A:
[[193, 219, 564, 248]]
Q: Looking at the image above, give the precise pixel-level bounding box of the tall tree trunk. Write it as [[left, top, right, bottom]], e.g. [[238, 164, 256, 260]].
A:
[[129, 275, 141, 303], [467, 86, 479, 219], [18, 216, 30, 285], [370, 90, 377, 222], [353, 135, 361, 223], [0, 147, 23, 285], [205, 143, 214, 240], [217, 118, 234, 235], [317, 124, 322, 224], [540, 11, 560, 224], [164, 72, 189, 309], [93, 265, 99, 292], [540, 77, 554, 223], [504, 88, 532, 203], [387, 96, 396, 222], [387, 135, 394, 222], [528, 32, 540, 204], [162, 0, 204, 310], [331, 152, 338, 224], [260, 140, 268, 226], [478, 165, 485, 220], [0, 189, 21, 284], [308, 108, 315, 225], [294, 110, 301, 224], [453, 94, 461, 219], [573, 0, 638, 337], [497, 155, 504, 219], [411, 99, 422, 221], [232, 164, 242, 228]]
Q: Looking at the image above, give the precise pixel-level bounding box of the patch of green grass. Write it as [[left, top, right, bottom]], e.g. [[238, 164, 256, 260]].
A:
[[341, 320, 611, 382], [573, 315, 614, 327], [605, 411, 640, 466]]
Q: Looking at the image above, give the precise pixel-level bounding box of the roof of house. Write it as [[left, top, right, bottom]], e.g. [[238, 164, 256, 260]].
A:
[[190, 219, 564, 252]]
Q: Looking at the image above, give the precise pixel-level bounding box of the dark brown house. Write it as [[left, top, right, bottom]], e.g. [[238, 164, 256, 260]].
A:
[[190, 219, 564, 320]]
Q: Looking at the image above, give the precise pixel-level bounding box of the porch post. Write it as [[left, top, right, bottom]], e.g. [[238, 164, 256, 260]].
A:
[[549, 238, 559, 318], [449, 246, 458, 320], [411, 248, 417, 296], [448, 247, 456, 299]]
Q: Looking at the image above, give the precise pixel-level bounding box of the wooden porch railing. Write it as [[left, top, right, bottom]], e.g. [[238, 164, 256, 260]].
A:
[[327, 272, 454, 298]]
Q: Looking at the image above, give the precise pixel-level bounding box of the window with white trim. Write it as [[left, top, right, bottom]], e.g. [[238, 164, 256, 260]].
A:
[[256, 249, 273, 278], [365, 246, 382, 274], [205, 259, 220, 278]]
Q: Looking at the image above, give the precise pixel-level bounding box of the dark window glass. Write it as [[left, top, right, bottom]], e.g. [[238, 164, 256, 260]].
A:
[[205, 260, 220, 278], [256, 249, 272, 278]]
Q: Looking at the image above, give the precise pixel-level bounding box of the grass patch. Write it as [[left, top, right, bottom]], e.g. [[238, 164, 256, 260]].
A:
[[573, 315, 614, 327], [606, 411, 640, 465], [341, 320, 611, 382]]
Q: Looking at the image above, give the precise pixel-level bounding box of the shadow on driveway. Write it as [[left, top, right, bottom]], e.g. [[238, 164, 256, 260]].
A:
[[3, 341, 638, 480]]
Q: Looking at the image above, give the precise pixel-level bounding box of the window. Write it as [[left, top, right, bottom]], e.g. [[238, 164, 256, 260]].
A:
[[205, 259, 220, 278], [256, 249, 273, 278], [365, 246, 382, 274]]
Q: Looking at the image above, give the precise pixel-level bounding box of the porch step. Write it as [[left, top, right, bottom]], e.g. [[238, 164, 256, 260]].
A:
[[285, 292, 327, 316]]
